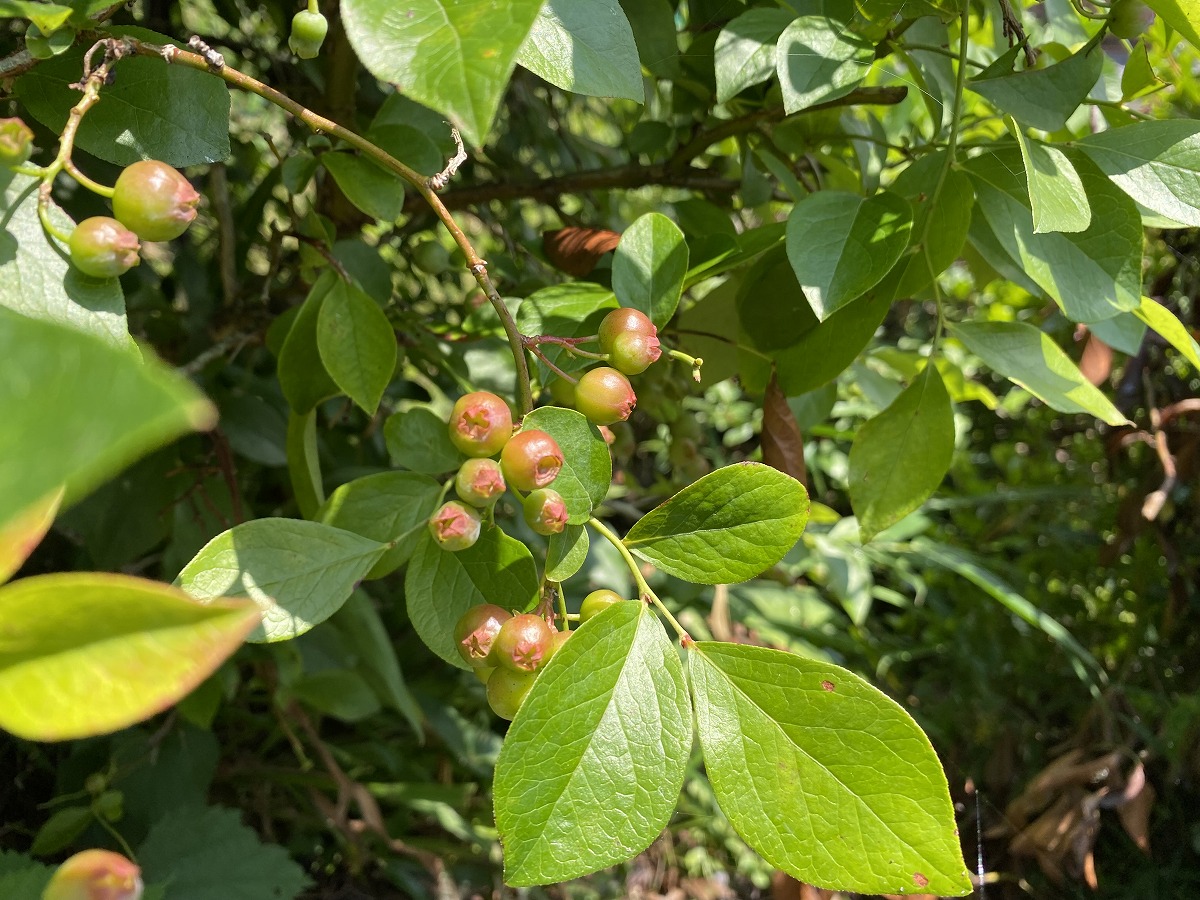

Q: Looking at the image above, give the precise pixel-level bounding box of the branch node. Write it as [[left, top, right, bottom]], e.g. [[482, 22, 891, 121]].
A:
[[469, 261, 487, 276], [428, 126, 467, 191], [188, 35, 225, 69], [160, 44, 178, 63]]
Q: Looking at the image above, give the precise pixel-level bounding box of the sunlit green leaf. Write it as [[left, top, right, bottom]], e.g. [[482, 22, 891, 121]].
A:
[[690, 642, 972, 896], [176, 519, 387, 643], [1078, 119, 1200, 227], [341, 0, 544, 146], [849, 366, 954, 542], [516, 0, 643, 102], [316, 279, 397, 416], [611, 212, 688, 326], [521, 407, 611, 524], [950, 321, 1130, 425], [624, 463, 809, 584], [495, 602, 690, 885], [776, 16, 873, 113], [0, 574, 258, 741]]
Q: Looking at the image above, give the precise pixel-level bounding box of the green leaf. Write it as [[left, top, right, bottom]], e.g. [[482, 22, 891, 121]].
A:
[[175, 519, 387, 643], [0, 573, 258, 741], [775, 16, 873, 114], [138, 805, 310, 900], [889, 153, 974, 296], [515, 282, 617, 378], [289, 669, 381, 722], [969, 40, 1102, 132], [332, 591, 424, 737], [618, 0, 679, 77], [715, 8, 795, 104], [1134, 295, 1200, 370], [624, 463, 810, 584], [0, 850, 52, 900], [690, 642, 972, 896], [773, 280, 895, 395], [521, 407, 611, 524], [1077, 120, 1200, 227], [316, 472, 442, 579], [15, 27, 231, 166], [848, 365, 954, 542], [949, 321, 1130, 426], [0, 2, 73, 33], [966, 149, 1142, 323], [0, 171, 128, 347], [277, 273, 340, 414], [321, 152, 405, 223], [341, 0, 544, 147], [0, 489, 61, 584], [316, 279, 397, 416], [1013, 128, 1091, 234], [384, 406, 465, 474], [286, 411, 324, 519], [546, 524, 589, 582], [1144, 0, 1200, 49], [516, 0, 643, 102], [0, 308, 214, 531], [495, 602, 691, 885], [785, 190, 913, 320], [405, 528, 539, 668], [30, 806, 93, 856], [611, 212, 689, 326]]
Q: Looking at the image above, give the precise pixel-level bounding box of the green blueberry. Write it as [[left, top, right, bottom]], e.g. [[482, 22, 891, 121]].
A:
[[69, 217, 141, 279]]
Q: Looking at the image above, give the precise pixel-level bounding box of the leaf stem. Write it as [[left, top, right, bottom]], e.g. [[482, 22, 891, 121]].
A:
[[587, 516, 689, 641], [126, 37, 535, 417]]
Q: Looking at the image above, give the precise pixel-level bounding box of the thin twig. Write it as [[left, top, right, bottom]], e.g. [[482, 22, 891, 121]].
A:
[[126, 37, 535, 416]]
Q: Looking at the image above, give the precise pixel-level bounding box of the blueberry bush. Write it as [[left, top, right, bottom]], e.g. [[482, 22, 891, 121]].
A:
[[1, 1, 1198, 897]]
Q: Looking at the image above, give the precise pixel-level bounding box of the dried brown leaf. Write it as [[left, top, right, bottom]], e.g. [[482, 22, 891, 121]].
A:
[[543, 227, 620, 276], [1117, 779, 1155, 853], [1079, 332, 1113, 385], [761, 370, 807, 484]]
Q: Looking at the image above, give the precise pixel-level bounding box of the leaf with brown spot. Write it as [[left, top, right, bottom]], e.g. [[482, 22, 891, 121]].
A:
[[543, 227, 620, 276], [761, 370, 807, 484]]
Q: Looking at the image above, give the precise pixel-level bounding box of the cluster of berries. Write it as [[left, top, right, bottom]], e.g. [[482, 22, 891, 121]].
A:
[[70, 161, 200, 278], [454, 589, 631, 720], [428, 391, 569, 552], [551, 307, 661, 426]]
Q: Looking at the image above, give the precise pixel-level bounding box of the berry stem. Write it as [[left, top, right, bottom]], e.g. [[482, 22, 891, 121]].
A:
[[64, 159, 115, 198], [525, 344, 579, 384], [587, 517, 690, 641], [526, 335, 608, 360], [554, 583, 570, 632], [666, 349, 704, 382]]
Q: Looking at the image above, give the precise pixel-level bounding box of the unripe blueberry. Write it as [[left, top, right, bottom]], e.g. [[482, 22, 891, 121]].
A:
[[486, 667, 536, 720], [574, 366, 636, 426], [0, 117, 34, 167], [43, 849, 143, 900], [598, 307, 656, 354], [542, 628, 571, 666], [491, 613, 554, 672], [1108, 0, 1154, 38], [289, 9, 329, 59], [453, 603, 511, 667], [523, 488, 568, 535], [455, 458, 506, 507], [428, 501, 481, 551], [548, 375, 576, 408], [500, 430, 563, 492], [580, 588, 627, 622], [69, 217, 140, 279], [448, 391, 513, 457], [112, 161, 200, 242], [608, 330, 661, 376]]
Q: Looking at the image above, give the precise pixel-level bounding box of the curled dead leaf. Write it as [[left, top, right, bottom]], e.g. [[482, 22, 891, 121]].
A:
[[543, 226, 620, 276]]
